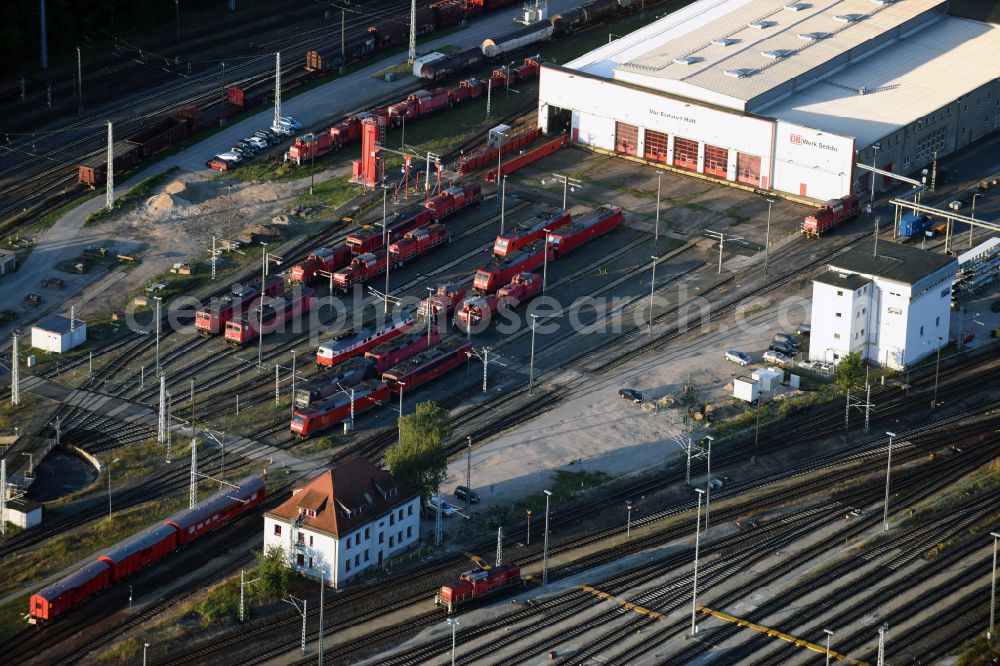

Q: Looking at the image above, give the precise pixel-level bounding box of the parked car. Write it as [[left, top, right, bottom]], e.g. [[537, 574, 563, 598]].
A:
[[773, 332, 800, 348], [762, 349, 792, 365], [618, 388, 643, 404], [769, 341, 797, 357], [278, 116, 303, 130], [270, 123, 294, 136], [725, 350, 751, 366], [796, 322, 811, 335], [426, 496, 456, 516], [246, 136, 268, 150], [253, 131, 273, 144], [454, 486, 481, 504], [231, 146, 254, 159], [234, 141, 257, 155], [216, 151, 243, 163]]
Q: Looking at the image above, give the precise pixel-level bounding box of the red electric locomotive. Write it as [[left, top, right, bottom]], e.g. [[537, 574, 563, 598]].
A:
[[473, 241, 553, 292], [316, 310, 414, 367], [365, 328, 441, 374], [194, 277, 284, 335], [546, 206, 624, 258], [347, 207, 434, 254], [224, 288, 314, 346], [382, 339, 472, 394], [435, 565, 523, 613], [290, 380, 390, 437], [493, 207, 570, 257]]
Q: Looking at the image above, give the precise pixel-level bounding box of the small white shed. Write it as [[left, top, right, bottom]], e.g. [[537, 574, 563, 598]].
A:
[[31, 314, 87, 353], [733, 376, 759, 403], [4, 497, 42, 529], [752, 368, 783, 393]]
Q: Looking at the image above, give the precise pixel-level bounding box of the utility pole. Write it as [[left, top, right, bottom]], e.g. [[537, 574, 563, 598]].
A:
[[77, 47, 83, 113], [690, 488, 705, 636], [542, 489, 553, 585], [625, 500, 633, 539], [211, 236, 217, 280], [528, 314, 538, 395], [526, 509, 532, 545], [341, 11, 346, 65], [189, 437, 197, 509], [752, 392, 763, 465], [408, 0, 417, 64], [932, 336, 942, 409], [165, 391, 173, 463], [823, 629, 834, 666], [495, 526, 503, 566], [106, 121, 114, 210], [275, 365, 280, 406], [465, 436, 472, 515], [541, 230, 551, 295], [883, 432, 897, 532], [704, 435, 714, 530], [500, 175, 508, 234], [273, 52, 282, 130], [40, 0, 48, 69], [655, 170, 662, 244], [1, 459, 6, 536], [11, 331, 19, 406], [703, 229, 742, 274], [989, 531, 999, 641], [154, 296, 162, 375], [764, 199, 774, 275], [434, 499, 442, 545], [285, 596, 307, 655], [158, 373, 168, 445], [648, 255, 657, 334], [876, 624, 887, 666], [291, 350, 297, 414]]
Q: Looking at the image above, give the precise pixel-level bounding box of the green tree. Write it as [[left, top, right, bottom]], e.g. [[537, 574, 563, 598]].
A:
[[384, 401, 452, 501], [836, 351, 863, 391], [257, 545, 290, 601]]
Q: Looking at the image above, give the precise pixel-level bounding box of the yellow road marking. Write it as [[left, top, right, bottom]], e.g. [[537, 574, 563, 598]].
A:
[[579, 585, 669, 621]]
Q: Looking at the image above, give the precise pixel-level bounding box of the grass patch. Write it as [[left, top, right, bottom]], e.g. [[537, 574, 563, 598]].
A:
[[84, 168, 180, 226], [226, 158, 327, 183], [295, 175, 358, 210], [550, 469, 612, 503], [949, 633, 1000, 665], [0, 595, 30, 643], [372, 60, 416, 81]]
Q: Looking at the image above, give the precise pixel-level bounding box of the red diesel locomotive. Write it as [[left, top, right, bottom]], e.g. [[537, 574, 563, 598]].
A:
[[290, 245, 353, 283], [365, 328, 442, 374], [194, 277, 284, 335], [435, 564, 524, 613], [382, 339, 472, 394], [224, 289, 314, 346], [291, 380, 390, 437], [347, 207, 434, 254], [30, 476, 265, 623]]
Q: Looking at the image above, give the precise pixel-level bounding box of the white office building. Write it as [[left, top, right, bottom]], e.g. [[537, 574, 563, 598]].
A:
[[809, 239, 957, 370], [263, 457, 420, 588], [30, 314, 87, 354]]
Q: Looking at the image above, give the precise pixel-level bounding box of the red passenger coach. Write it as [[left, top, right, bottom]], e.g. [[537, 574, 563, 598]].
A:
[[291, 380, 390, 437], [493, 207, 570, 256], [473, 241, 553, 292], [382, 339, 472, 393], [30, 475, 265, 623], [195, 277, 284, 335], [435, 564, 523, 613], [547, 206, 624, 258]]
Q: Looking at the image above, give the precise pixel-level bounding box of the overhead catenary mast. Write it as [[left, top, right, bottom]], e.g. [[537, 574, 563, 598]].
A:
[[273, 52, 282, 129], [106, 121, 114, 211], [408, 0, 417, 64]]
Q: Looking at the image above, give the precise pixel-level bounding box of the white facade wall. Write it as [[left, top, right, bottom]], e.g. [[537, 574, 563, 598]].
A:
[[538, 67, 777, 187], [30, 323, 86, 354], [895, 278, 952, 368], [809, 281, 871, 364], [263, 496, 420, 588], [7, 506, 42, 529], [772, 121, 855, 200]]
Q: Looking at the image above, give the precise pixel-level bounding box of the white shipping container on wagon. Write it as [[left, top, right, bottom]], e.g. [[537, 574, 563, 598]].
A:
[[412, 52, 445, 78], [31, 314, 87, 353]]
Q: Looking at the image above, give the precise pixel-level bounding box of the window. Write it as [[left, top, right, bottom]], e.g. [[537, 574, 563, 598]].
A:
[[298, 533, 305, 544], [365, 526, 370, 539], [346, 559, 351, 572], [345, 535, 351, 548], [407, 505, 413, 517], [398, 509, 404, 520], [389, 513, 395, 526], [297, 553, 304, 566], [355, 554, 360, 566], [365, 549, 369, 562], [389, 535, 394, 547], [309, 535, 314, 547], [834, 333, 841, 340], [274, 524, 282, 536], [936, 316, 940, 327], [309, 557, 314, 568], [837, 290, 843, 296], [643, 129, 669, 163], [379, 533, 384, 544], [836, 312, 842, 318], [920, 325, 924, 336], [398, 530, 403, 543], [833, 353, 840, 360], [407, 526, 413, 539], [940, 287, 951, 297], [860, 329, 864, 336]]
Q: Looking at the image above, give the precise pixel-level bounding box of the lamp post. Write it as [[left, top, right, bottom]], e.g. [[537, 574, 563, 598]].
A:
[[143, 642, 150, 666], [870, 143, 881, 206], [108, 457, 120, 518], [690, 488, 705, 636], [655, 170, 663, 245], [932, 336, 942, 409], [542, 489, 553, 585], [528, 314, 538, 395], [648, 255, 657, 335], [625, 500, 632, 539], [764, 198, 774, 275], [526, 508, 532, 545], [154, 296, 162, 375], [824, 629, 834, 666], [500, 175, 508, 235], [259, 241, 267, 371], [542, 230, 551, 295], [496, 132, 507, 201], [989, 531, 999, 641], [447, 617, 460, 666], [397, 381, 406, 445], [465, 436, 472, 515], [704, 435, 714, 530], [883, 431, 897, 532], [545, 173, 582, 210], [426, 286, 435, 345]]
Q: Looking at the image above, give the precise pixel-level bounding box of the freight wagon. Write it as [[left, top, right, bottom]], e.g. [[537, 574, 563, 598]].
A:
[[126, 117, 191, 159], [898, 213, 934, 238], [295, 357, 376, 408], [224, 289, 314, 345], [458, 126, 541, 174], [365, 328, 442, 373], [473, 241, 554, 292], [291, 380, 390, 437], [481, 21, 554, 58], [425, 183, 483, 219], [369, 8, 435, 48], [290, 245, 353, 283], [382, 339, 472, 393], [316, 310, 414, 367], [30, 476, 265, 622], [802, 195, 861, 237], [195, 276, 285, 335], [347, 207, 435, 254], [435, 564, 523, 613], [547, 206, 624, 258], [389, 224, 450, 265], [493, 207, 570, 256], [77, 142, 142, 187], [420, 47, 485, 81], [306, 35, 377, 72], [551, 0, 619, 34]]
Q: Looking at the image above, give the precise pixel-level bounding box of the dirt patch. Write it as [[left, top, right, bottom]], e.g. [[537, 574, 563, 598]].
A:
[[164, 180, 187, 195]]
